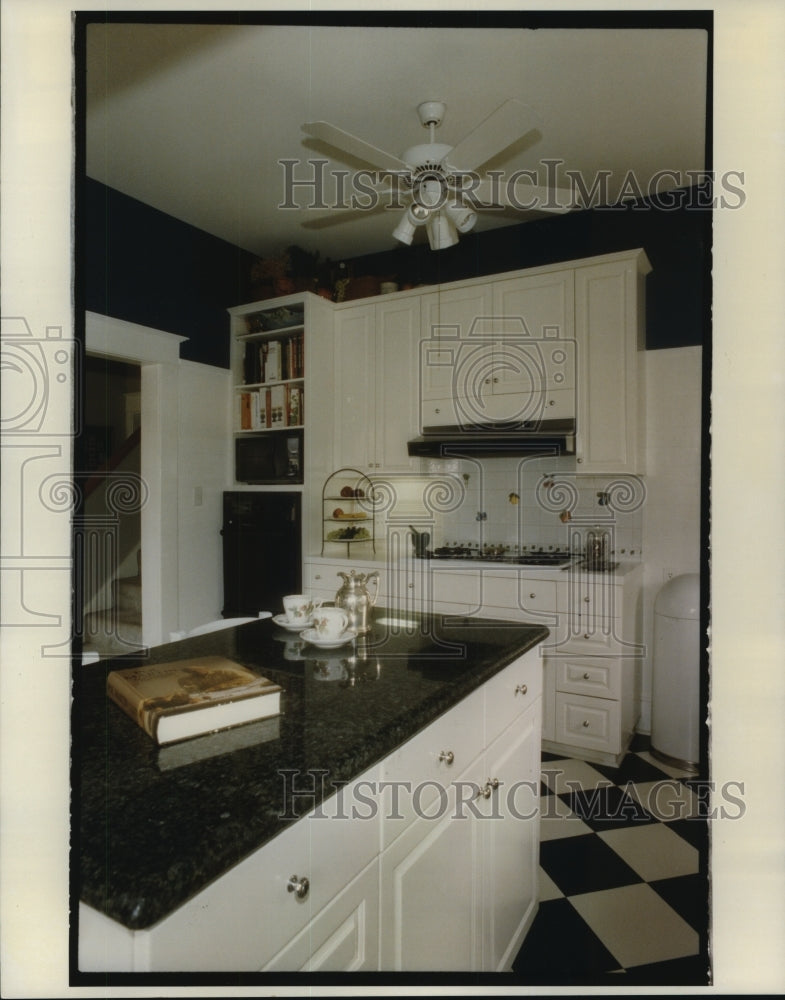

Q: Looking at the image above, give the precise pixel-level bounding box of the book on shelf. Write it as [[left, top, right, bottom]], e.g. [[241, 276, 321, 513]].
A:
[[157, 714, 281, 771], [286, 384, 303, 426], [240, 392, 252, 430], [265, 340, 282, 383], [106, 655, 282, 745], [270, 384, 286, 426]]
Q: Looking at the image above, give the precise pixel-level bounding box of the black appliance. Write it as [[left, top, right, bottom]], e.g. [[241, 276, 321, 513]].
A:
[[235, 429, 303, 484], [407, 419, 575, 459], [221, 491, 301, 617]]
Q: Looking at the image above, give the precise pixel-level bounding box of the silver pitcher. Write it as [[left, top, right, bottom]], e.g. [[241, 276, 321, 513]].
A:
[[335, 569, 379, 634]]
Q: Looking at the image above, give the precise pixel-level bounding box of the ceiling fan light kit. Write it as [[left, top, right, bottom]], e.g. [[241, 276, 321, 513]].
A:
[[301, 98, 574, 252]]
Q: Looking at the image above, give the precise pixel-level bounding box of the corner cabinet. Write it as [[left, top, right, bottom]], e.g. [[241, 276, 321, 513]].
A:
[[79, 647, 543, 973], [332, 294, 421, 473]]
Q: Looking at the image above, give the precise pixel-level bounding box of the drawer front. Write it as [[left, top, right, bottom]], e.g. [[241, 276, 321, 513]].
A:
[[379, 684, 484, 848], [555, 619, 625, 657], [559, 578, 622, 622], [147, 767, 380, 971], [484, 647, 543, 740], [261, 858, 380, 972], [555, 657, 621, 700], [431, 568, 483, 609], [554, 692, 620, 753], [148, 811, 312, 970], [480, 575, 557, 617]]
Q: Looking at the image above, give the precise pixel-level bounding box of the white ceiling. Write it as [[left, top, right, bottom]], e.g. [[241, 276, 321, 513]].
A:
[[84, 21, 709, 260]]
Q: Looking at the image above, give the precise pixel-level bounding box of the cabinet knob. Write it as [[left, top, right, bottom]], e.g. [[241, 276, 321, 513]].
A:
[[577, 458, 583, 464], [435, 408, 441, 414], [515, 683, 528, 696], [287, 875, 310, 899], [548, 399, 555, 406], [529, 592, 536, 599], [408, 582, 414, 589], [583, 672, 591, 680], [484, 378, 491, 385], [584, 633, 591, 640], [492, 377, 499, 384], [582, 720, 590, 728], [583, 596, 590, 603], [477, 777, 500, 799], [315, 574, 322, 580], [438, 750, 455, 765]]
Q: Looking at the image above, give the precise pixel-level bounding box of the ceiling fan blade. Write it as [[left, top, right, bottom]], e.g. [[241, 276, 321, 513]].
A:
[[469, 175, 576, 214], [447, 100, 541, 173], [302, 121, 410, 175], [300, 189, 408, 229]]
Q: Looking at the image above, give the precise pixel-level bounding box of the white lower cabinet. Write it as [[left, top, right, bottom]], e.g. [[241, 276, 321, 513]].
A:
[[80, 649, 543, 973], [380, 649, 542, 972], [380, 754, 485, 971]]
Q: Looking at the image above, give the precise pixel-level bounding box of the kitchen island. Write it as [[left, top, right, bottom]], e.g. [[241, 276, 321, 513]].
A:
[[77, 609, 548, 973]]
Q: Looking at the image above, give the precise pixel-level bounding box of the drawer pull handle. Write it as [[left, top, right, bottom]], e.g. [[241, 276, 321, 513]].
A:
[[438, 750, 455, 765], [583, 672, 591, 680], [477, 777, 500, 799], [515, 683, 528, 696], [582, 720, 590, 728], [287, 875, 310, 899]]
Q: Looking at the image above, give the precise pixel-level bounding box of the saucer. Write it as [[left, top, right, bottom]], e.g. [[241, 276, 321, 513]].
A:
[[301, 627, 356, 649], [273, 614, 312, 632]]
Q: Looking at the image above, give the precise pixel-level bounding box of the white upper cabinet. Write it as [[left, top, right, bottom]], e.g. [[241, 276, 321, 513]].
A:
[[574, 251, 650, 474], [418, 251, 649, 473], [333, 295, 420, 473], [419, 269, 577, 429]]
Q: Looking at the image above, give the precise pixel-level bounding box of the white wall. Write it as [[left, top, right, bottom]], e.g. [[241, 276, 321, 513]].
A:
[[176, 360, 232, 633], [639, 345, 704, 731]]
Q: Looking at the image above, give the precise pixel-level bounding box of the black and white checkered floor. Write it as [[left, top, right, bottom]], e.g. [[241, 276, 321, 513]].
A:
[[513, 734, 710, 986]]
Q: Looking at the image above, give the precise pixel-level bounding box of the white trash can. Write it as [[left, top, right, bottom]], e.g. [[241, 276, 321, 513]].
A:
[[651, 573, 701, 772]]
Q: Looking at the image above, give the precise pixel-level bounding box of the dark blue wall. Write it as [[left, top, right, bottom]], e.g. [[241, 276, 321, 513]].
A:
[[83, 178, 258, 368], [82, 179, 709, 366]]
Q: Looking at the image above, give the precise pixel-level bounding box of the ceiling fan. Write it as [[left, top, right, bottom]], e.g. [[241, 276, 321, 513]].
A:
[[300, 99, 574, 250]]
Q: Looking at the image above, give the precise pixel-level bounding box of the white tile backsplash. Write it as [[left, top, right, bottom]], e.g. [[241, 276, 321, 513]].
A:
[[429, 454, 644, 555]]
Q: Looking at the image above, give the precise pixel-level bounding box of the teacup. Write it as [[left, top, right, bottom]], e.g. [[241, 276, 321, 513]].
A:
[[312, 606, 350, 640], [283, 594, 319, 624]]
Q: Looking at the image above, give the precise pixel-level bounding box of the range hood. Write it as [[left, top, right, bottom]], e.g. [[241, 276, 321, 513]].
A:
[[407, 419, 575, 459]]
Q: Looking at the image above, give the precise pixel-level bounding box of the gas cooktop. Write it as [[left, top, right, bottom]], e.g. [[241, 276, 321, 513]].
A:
[[427, 545, 578, 568]]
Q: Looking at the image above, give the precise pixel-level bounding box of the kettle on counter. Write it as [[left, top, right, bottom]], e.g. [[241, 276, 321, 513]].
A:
[[335, 569, 380, 635]]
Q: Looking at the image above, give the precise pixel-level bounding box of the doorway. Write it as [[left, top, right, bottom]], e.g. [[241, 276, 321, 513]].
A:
[[77, 355, 143, 657]]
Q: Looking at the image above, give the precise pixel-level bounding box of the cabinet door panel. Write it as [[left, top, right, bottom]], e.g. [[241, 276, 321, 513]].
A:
[[379, 757, 484, 971], [574, 259, 645, 472], [375, 298, 419, 471], [333, 305, 374, 470], [481, 699, 541, 971]]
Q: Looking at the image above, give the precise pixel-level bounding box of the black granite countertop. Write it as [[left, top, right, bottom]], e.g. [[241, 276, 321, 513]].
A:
[[76, 609, 548, 931]]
